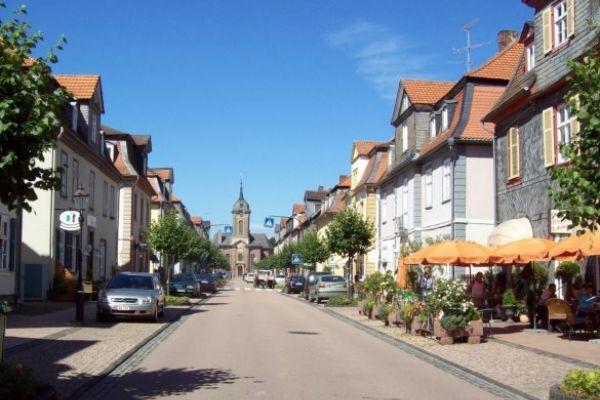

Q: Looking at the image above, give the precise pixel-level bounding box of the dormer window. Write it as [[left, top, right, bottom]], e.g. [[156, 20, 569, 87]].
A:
[[526, 42, 536, 71], [429, 115, 436, 138], [70, 101, 78, 131], [90, 113, 98, 144], [543, 0, 574, 53], [441, 106, 449, 132]]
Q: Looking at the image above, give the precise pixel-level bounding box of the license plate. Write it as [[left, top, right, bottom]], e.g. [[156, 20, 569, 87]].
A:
[[295, 283, 303, 286], [201, 280, 208, 284], [114, 305, 130, 311]]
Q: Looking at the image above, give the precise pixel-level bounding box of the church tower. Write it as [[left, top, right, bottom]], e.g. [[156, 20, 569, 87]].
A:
[[231, 180, 250, 242]]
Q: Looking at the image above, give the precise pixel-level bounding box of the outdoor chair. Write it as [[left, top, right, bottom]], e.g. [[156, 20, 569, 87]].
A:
[[546, 298, 589, 339], [480, 308, 494, 338]]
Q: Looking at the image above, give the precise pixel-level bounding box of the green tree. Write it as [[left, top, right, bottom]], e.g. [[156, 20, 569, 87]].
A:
[[296, 229, 330, 270], [548, 48, 600, 232], [326, 208, 374, 292], [147, 210, 188, 294], [0, 3, 68, 211]]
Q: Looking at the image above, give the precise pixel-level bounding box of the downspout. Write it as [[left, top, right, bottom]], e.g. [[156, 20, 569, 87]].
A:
[[448, 137, 455, 279]]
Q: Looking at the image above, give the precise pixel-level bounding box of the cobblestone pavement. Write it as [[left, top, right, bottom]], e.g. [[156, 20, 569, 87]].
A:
[[326, 305, 599, 400], [5, 301, 200, 399]]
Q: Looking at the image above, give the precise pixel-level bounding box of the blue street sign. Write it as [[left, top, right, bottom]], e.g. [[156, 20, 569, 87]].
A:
[[264, 217, 275, 228], [291, 253, 302, 265], [224, 225, 233, 233]]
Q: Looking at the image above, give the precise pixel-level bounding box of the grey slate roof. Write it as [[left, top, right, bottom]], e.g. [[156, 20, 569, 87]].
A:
[[214, 232, 273, 249]]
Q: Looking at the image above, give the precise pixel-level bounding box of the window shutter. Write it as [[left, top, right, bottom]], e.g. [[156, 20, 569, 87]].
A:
[[543, 107, 555, 166], [507, 128, 520, 180], [543, 8, 552, 54], [567, 0, 575, 37], [9, 218, 16, 271]]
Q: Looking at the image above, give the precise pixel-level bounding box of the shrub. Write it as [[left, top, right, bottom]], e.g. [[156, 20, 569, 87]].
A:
[[400, 302, 424, 324], [502, 289, 517, 307], [364, 272, 385, 299], [440, 313, 470, 335], [377, 303, 393, 321], [327, 296, 356, 306], [555, 261, 581, 282], [165, 295, 190, 305], [0, 363, 42, 400], [560, 368, 600, 400]]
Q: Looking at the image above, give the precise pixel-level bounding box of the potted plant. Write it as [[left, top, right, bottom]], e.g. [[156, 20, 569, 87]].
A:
[[501, 289, 517, 321], [555, 261, 581, 301], [516, 300, 529, 323], [549, 368, 600, 400], [377, 303, 393, 326], [365, 299, 376, 319]]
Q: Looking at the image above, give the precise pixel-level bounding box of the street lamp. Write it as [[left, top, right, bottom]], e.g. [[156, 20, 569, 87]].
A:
[[72, 185, 88, 322]]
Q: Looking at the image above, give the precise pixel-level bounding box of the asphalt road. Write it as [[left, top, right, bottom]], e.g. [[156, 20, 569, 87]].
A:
[[99, 278, 500, 400]]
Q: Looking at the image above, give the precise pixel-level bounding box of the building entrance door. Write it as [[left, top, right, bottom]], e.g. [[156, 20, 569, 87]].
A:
[[237, 264, 243, 277]]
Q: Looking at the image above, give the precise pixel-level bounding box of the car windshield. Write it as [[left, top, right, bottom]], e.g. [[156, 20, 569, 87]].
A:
[[172, 275, 193, 283], [291, 276, 305, 282], [320, 276, 345, 282], [196, 274, 214, 280], [107, 275, 153, 290]]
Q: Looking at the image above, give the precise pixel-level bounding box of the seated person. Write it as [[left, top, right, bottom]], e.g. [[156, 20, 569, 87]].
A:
[[536, 283, 556, 329], [577, 284, 599, 329]]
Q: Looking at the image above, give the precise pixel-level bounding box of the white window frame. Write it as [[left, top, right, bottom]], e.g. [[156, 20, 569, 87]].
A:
[[442, 158, 451, 202], [526, 43, 536, 71], [60, 151, 68, 198], [102, 181, 109, 217], [402, 124, 408, 152], [429, 116, 436, 138], [554, 0, 568, 47], [441, 106, 449, 132], [556, 103, 572, 164], [425, 169, 433, 209]]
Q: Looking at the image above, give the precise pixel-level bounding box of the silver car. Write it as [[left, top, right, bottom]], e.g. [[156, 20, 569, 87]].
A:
[[97, 273, 165, 322], [309, 275, 348, 303]]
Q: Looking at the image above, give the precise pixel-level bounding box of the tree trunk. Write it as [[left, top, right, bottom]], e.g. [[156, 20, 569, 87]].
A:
[[347, 254, 354, 297]]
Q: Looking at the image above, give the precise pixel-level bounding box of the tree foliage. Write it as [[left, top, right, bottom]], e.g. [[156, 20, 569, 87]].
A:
[[0, 3, 68, 211], [296, 229, 330, 269], [326, 207, 374, 280], [147, 210, 189, 263], [548, 48, 600, 232]]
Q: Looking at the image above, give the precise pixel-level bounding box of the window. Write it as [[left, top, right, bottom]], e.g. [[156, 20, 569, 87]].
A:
[[526, 43, 535, 71], [441, 106, 449, 132], [425, 169, 433, 208], [89, 172, 95, 210], [99, 239, 107, 280], [110, 185, 116, 218], [72, 159, 79, 198], [543, 103, 579, 166], [401, 179, 408, 229], [442, 158, 451, 202], [64, 231, 74, 270], [102, 181, 108, 217], [556, 103, 572, 164], [238, 220, 243, 235], [60, 152, 68, 197], [429, 116, 436, 138], [90, 112, 98, 144], [70, 102, 78, 131], [237, 252, 243, 262], [543, 0, 574, 53], [0, 216, 8, 270], [507, 127, 520, 179], [402, 125, 408, 152], [554, 1, 568, 46]]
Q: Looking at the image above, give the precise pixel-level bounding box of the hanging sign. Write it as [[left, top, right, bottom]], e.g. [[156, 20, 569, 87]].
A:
[[59, 211, 80, 231]]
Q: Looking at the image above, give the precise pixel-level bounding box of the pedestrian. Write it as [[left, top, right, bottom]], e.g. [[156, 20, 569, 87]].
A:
[[536, 283, 556, 329], [468, 272, 486, 309], [419, 268, 434, 301]]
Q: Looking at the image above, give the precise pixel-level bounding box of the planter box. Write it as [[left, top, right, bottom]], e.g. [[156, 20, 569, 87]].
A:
[[434, 319, 483, 345], [387, 310, 401, 326], [372, 304, 382, 320], [549, 384, 589, 400]]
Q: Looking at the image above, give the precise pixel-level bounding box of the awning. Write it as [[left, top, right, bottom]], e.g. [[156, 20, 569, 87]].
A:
[[487, 218, 533, 247]]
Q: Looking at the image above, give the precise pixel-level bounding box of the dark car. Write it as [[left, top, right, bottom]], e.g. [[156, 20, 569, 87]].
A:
[[286, 275, 305, 294], [169, 273, 201, 297], [195, 273, 218, 293], [304, 271, 329, 300]]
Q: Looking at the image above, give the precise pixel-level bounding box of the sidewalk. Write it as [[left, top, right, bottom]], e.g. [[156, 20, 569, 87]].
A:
[[4, 299, 201, 399], [325, 305, 600, 400]]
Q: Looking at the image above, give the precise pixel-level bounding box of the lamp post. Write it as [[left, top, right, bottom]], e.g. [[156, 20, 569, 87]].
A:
[[73, 185, 88, 322]]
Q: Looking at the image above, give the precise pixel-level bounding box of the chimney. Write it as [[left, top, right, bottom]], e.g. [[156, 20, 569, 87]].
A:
[[498, 30, 518, 52]]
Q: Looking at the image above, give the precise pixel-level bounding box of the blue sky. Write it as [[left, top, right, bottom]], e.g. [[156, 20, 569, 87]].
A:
[[15, 1, 533, 236]]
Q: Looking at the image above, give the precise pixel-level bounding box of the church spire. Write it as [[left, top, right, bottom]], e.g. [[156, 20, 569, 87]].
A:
[[239, 177, 244, 201]]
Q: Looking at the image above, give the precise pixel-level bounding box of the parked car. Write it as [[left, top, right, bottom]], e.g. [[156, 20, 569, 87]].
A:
[[169, 273, 201, 297], [255, 269, 275, 288], [244, 272, 255, 283], [97, 272, 165, 322], [309, 275, 347, 303], [304, 271, 329, 300], [274, 275, 286, 286], [286, 275, 305, 294], [195, 273, 218, 293]]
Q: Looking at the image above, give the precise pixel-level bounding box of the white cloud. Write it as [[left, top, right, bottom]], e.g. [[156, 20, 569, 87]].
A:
[[325, 20, 435, 102]]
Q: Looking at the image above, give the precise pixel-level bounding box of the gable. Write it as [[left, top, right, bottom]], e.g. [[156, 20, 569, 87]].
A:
[[391, 84, 409, 125]]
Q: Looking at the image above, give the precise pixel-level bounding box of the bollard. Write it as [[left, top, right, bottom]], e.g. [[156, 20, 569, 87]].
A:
[[0, 300, 13, 364]]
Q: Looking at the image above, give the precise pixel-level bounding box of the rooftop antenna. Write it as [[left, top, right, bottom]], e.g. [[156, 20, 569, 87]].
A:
[[451, 18, 490, 72]]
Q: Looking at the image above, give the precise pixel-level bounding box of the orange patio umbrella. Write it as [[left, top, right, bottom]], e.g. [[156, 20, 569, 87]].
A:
[[549, 230, 600, 260], [402, 240, 492, 266], [489, 238, 556, 264]]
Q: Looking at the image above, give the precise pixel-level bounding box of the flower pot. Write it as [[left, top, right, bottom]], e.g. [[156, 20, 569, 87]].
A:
[[433, 319, 482, 344], [519, 314, 530, 323], [501, 306, 515, 321]]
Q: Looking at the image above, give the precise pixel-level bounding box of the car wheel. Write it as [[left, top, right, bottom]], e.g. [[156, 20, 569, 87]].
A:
[[151, 303, 159, 322], [159, 302, 165, 317], [96, 310, 106, 322], [316, 295, 321, 304]]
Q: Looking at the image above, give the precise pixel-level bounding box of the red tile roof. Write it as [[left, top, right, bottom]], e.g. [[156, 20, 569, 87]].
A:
[[191, 216, 202, 225], [292, 204, 305, 214], [148, 168, 173, 183], [401, 80, 455, 105], [353, 141, 381, 157], [171, 195, 181, 203], [54, 75, 100, 100], [466, 41, 524, 81], [338, 176, 351, 188]]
